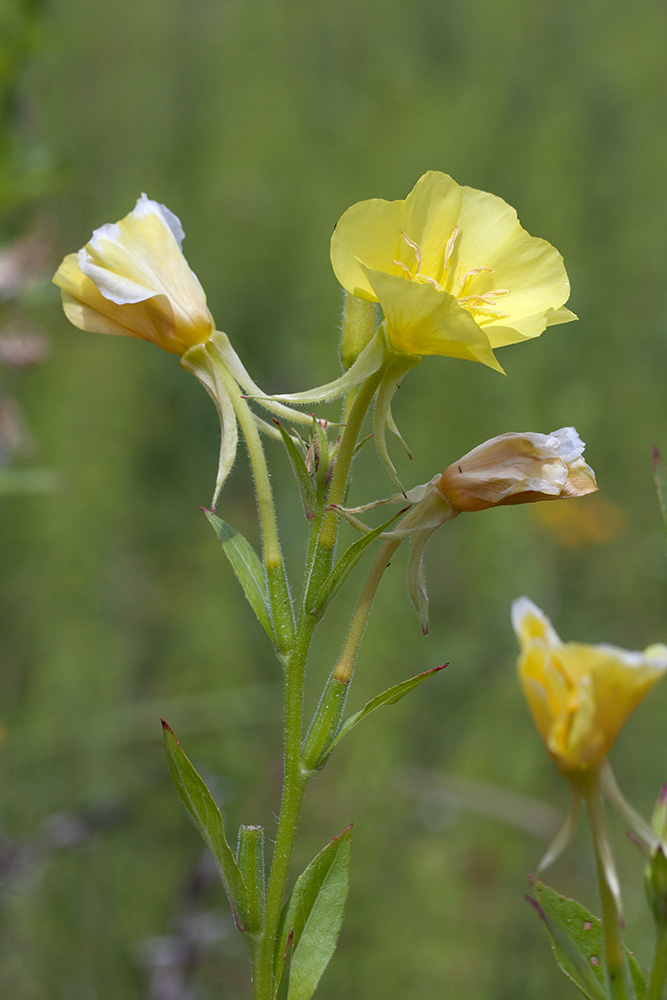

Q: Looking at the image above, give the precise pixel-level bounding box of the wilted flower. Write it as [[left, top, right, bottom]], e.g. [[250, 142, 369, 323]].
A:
[[330, 171, 575, 372], [512, 597, 667, 773], [437, 427, 597, 513], [53, 194, 215, 355]]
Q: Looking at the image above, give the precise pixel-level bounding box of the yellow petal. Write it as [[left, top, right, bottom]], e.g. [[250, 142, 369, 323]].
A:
[[330, 171, 575, 366], [361, 265, 503, 371], [53, 195, 214, 356], [330, 197, 405, 301], [513, 597, 667, 772]]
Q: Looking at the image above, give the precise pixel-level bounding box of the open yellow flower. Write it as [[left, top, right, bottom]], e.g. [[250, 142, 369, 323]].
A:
[[52, 194, 215, 355], [513, 597, 667, 773], [330, 171, 575, 372], [437, 427, 597, 513]]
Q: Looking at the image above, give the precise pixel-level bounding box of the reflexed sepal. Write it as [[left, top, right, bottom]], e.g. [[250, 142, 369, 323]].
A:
[[274, 825, 352, 1000], [208, 331, 315, 425], [181, 342, 238, 509], [302, 673, 349, 771], [162, 720, 250, 931], [236, 825, 265, 934], [308, 508, 406, 619], [268, 328, 387, 406], [528, 879, 645, 1000], [205, 510, 275, 645], [329, 664, 446, 752], [373, 352, 420, 489]]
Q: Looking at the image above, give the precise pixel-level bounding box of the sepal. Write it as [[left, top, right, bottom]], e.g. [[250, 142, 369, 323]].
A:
[[181, 341, 239, 509], [267, 329, 387, 406], [372, 352, 420, 489]]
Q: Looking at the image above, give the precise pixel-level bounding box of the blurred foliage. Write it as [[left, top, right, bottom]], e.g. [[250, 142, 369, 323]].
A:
[[2, 0, 667, 997]]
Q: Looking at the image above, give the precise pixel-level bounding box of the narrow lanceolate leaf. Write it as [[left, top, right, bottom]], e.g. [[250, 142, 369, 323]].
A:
[[274, 825, 352, 1000], [330, 664, 446, 751], [162, 720, 249, 931], [309, 509, 406, 618], [205, 511, 275, 644], [273, 420, 317, 519], [529, 879, 645, 1000]]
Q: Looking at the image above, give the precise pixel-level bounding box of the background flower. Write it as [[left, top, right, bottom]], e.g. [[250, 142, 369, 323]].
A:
[[513, 597, 667, 772]]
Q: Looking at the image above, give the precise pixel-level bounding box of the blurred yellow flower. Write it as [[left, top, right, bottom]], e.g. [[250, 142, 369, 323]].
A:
[[532, 495, 625, 547], [330, 171, 575, 372], [53, 194, 214, 355], [437, 427, 597, 513], [513, 597, 667, 773]]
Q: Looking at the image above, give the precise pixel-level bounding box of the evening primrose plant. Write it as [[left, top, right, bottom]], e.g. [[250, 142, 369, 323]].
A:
[[514, 599, 667, 1000], [55, 173, 611, 1000]]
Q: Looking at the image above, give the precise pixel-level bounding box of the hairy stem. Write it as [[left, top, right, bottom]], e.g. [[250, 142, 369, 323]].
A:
[[579, 770, 634, 1000]]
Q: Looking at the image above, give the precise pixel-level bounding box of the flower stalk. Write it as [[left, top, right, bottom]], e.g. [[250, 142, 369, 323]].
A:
[[576, 769, 635, 1000]]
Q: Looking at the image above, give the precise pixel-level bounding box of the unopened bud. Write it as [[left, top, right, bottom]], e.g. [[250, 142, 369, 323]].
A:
[[437, 427, 597, 514], [302, 673, 349, 771], [339, 291, 378, 369]]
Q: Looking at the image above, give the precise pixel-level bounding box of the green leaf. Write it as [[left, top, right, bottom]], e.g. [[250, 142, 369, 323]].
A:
[[330, 664, 446, 751], [309, 509, 405, 618], [205, 511, 274, 644], [274, 420, 317, 518], [530, 879, 645, 1000], [274, 825, 352, 1000], [162, 720, 249, 931], [274, 929, 294, 1000]]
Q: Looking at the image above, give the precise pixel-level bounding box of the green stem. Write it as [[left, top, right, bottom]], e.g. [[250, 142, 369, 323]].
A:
[[333, 536, 401, 681], [319, 368, 383, 550], [648, 922, 667, 1000], [213, 357, 296, 655], [579, 770, 634, 1000], [252, 610, 317, 999], [252, 370, 385, 998]]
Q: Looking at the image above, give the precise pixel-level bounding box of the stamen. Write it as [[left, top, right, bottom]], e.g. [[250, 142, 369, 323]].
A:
[[400, 232, 422, 272], [458, 267, 494, 298], [443, 226, 459, 270], [393, 259, 414, 279]]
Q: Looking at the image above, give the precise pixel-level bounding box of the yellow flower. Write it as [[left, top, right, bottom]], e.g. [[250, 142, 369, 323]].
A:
[[513, 597, 667, 773], [330, 171, 575, 372], [437, 427, 597, 513], [53, 194, 214, 355]]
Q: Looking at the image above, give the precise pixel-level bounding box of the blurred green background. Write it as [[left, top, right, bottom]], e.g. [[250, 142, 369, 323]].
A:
[[2, 0, 667, 996]]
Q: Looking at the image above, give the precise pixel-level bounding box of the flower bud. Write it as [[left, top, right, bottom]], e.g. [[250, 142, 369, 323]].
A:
[[436, 427, 597, 513], [339, 291, 379, 369], [53, 194, 214, 356]]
